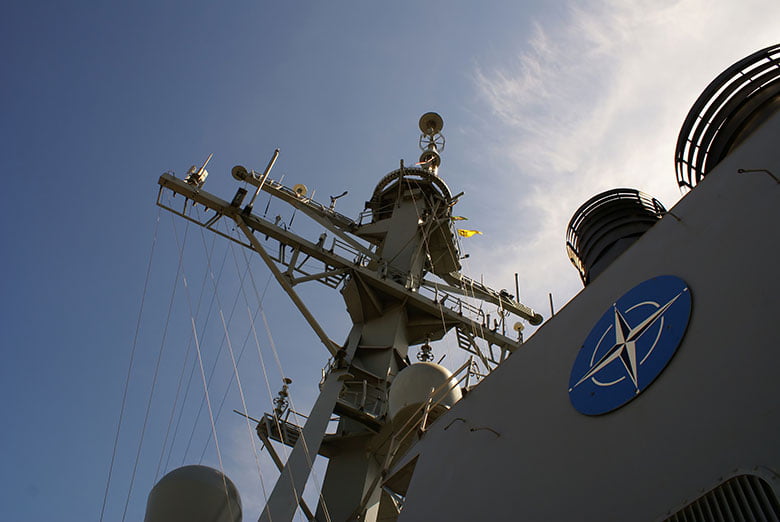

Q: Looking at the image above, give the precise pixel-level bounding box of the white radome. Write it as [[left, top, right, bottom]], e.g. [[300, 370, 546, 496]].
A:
[[388, 362, 463, 429]]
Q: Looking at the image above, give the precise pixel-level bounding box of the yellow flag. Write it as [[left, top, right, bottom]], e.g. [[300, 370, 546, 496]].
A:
[[451, 216, 468, 221], [457, 229, 482, 238]]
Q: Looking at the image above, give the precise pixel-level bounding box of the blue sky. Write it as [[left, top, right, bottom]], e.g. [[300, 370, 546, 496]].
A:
[[1, 1, 778, 520]]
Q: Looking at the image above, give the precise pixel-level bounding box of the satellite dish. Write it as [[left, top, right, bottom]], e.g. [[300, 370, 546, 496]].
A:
[[231, 165, 249, 181], [513, 322, 525, 332], [419, 112, 444, 135], [293, 183, 308, 197]]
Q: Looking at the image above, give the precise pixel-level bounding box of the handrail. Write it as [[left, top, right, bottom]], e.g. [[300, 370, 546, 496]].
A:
[[675, 44, 780, 190]]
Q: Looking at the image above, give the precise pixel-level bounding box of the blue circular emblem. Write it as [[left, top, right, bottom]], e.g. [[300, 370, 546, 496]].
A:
[[568, 275, 692, 415]]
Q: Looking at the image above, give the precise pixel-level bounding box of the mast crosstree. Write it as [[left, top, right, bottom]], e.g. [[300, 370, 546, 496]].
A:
[[155, 113, 542, 521]]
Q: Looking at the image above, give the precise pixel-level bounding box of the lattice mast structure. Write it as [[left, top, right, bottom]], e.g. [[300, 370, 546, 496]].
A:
[[156, 113, 542, 521]]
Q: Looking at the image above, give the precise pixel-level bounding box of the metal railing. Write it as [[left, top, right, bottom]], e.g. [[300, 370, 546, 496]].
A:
[[675, 44, 780, 190], [566, 188, 666, 283]]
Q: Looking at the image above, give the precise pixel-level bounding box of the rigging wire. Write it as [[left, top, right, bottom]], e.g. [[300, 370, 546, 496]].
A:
[[180, 245, 250, 465], [236, 228, 333, 522], [403, 178, 461, 363], [195, 216, 271, 504], [404, 175, 490, 373], [258, 307, 333, 522], [154, 333, 191, 479], [162, 306, 209, 471], [120, 215, 189, 522], [161, 245, 230, 474], [229, 222, 308, 520], [196, 257, 273, 461], [154, 231, 221, 481], [196, 316, 254, 462], [174, 216, 237, 522], [99, 209, 161, 522], [448, 210, 495, 361], [160, 228, 231, 473]]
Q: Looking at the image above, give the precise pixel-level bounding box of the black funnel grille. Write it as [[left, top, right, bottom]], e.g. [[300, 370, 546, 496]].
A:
[[675, 44, 780, 191], [567, 189, 665, 285]]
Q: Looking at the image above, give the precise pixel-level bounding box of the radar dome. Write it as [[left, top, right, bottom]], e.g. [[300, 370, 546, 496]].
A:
[[388, 362, 462, 429], [144, 465, 242, 522]]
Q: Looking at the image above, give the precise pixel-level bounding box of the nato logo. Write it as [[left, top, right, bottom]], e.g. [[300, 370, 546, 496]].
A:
[[568, 275, 692, 415]]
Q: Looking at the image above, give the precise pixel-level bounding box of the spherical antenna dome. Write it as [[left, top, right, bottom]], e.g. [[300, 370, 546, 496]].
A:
[[388, 362, 462, 429], [144, 465, 242, 522]]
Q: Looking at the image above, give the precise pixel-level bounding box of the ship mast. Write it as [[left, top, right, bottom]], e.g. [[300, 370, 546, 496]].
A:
[[155, 112, 542, 521]]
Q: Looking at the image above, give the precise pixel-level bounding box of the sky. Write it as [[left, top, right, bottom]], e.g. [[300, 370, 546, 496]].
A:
[[1, 1, 778, 521]]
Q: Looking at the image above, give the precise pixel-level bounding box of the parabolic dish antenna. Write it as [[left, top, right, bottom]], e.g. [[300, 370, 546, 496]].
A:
[[419, 112, 444, 136]]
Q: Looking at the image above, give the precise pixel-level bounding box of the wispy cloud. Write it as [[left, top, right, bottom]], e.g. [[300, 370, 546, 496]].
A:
[[470, 0, 780, 319]]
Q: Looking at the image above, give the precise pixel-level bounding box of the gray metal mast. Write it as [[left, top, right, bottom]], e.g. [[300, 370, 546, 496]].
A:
[[155, 112, 542, 521]]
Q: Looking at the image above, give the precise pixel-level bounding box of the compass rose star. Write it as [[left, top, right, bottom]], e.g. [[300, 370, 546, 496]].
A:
[[570, 290, 685, 393]]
